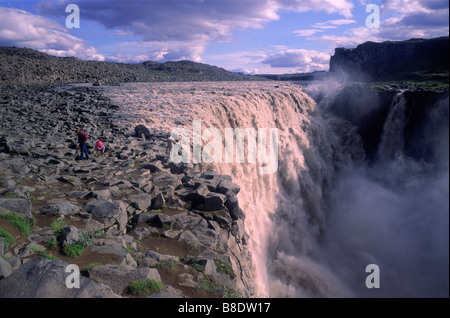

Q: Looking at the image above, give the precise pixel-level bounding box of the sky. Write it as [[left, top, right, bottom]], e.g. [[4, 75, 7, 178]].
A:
[[0, 0, 448, 74]]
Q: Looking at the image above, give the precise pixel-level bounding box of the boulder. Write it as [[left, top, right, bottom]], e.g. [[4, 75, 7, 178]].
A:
[[1, 179, 15, 189], [197, 259, 217, 275], [0, 258, 121, 298], [128, 193, 152, 211], [0, 258, 13, 279], [204, 193, 227, 211], [167, 162, 187, 174], [88, 264, 161, 295], [141, 250, 180, 267], [148, 213, 173, 228], [172, 213, 209, 230], [151, 193, 165, 210], [225, 195, 245, 220], [90, 239, 128, 258], [58, 175, 82, 186], [178, 273, 198, 288], [0, 198, 33, 218], [10, 164, 30, 175], [39, 201, 80, 216], [91, 189, 112, 200], [178, 230, 202, 248], [142, 162, 163, 173], [216, 180, 240, 195], [184, 184, 210, 208], [134, 125, 152, 139], [60, 225, 80, 245], [83, 199, 128, 231], [191, 228, 220, 248]]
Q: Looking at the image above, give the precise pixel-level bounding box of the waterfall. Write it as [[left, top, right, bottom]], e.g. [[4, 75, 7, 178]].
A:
[[103, 81, 353, 297], [103, 81, 449, 298], [378, 92, 407, 162]]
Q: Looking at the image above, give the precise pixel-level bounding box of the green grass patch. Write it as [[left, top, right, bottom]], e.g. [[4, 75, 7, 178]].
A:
[[214, 258, 234, 276], [0, 227, 14, 249], [128, 279, 164, 296], [29, 246, 58, 261], [85, 263, 103, 271], [198, 276, 221, 294], [157, 259, 179, 273], [50, 220, 64, 232], [125, 242, 135, 253], [188, 257, 205, 273], [1, 191, 19, 198], [0, 213, 34, 235], [198, 276, 243, 298], [45, 236, 58, 249], [62, 229, 103, 258], [224, 288, 243, 298], [63, 242, 85, 258]]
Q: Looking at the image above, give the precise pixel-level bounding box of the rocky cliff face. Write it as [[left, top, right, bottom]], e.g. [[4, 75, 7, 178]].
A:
[[316, 83, 449, 166], [0, 84, 253, 298], [329, 36, 449, 81]]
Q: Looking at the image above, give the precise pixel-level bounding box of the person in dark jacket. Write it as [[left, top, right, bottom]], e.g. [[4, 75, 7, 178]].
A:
[[75, 129, 90, 160]]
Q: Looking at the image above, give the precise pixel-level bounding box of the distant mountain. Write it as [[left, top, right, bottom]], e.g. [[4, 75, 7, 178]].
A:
[[0, 46, 265, 84], [257, 71, 328, 81], [329, 36, 449, 81]]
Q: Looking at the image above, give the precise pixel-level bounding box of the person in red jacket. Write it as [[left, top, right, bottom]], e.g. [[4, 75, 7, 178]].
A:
[[75, 129, 89, 160], [95, 137, 106, 154]]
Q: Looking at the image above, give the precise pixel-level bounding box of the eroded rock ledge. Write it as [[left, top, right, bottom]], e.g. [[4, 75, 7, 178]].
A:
[[0, 84, 254, 298]]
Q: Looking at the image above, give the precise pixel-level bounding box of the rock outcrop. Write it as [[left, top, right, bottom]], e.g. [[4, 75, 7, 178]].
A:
[[0, 84, 254, 298], [0, 258, 121, 298], [330, 36, 449, 81]]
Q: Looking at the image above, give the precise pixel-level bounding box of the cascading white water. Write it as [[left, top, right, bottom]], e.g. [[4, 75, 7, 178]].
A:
[[102, 81, 449, 298], [378, 92, 407, 161], [102, 81, 353, 297]]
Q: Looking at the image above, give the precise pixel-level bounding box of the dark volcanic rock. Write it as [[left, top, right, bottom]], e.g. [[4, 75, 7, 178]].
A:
[[330, 36, 449, 81], [0, 258, 121, 298], [88, 264, 161, 295], [0, 198, 33, 218], [0, 46, 265, 84], [134, 124, 152, 139], [83, 199, 128, 231], [0, 83, 254, 299]]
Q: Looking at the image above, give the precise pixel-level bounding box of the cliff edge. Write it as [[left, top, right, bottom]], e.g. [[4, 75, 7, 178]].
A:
[[329, 36, 449, 81]]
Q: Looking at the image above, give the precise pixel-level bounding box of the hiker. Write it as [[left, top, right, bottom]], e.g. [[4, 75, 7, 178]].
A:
[[75, 129, 89, 160], [95, 137, 106, 154]]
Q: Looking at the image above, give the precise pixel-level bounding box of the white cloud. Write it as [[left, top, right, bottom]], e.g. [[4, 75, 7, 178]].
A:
[[105, 39, 207, 63], [314, 19, 357, 29], [379, 0, 449, 38], [313, 27, 382, 48], [208, 48, 330, 74], [0, 7, 104, 61], [34, 0, 355, 63], [311, 0, 448, 49], [294, 29, 323, 37], [276, 0, 354, 18], [116, 30, 133, 36], [262, 49, 331, 72]]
